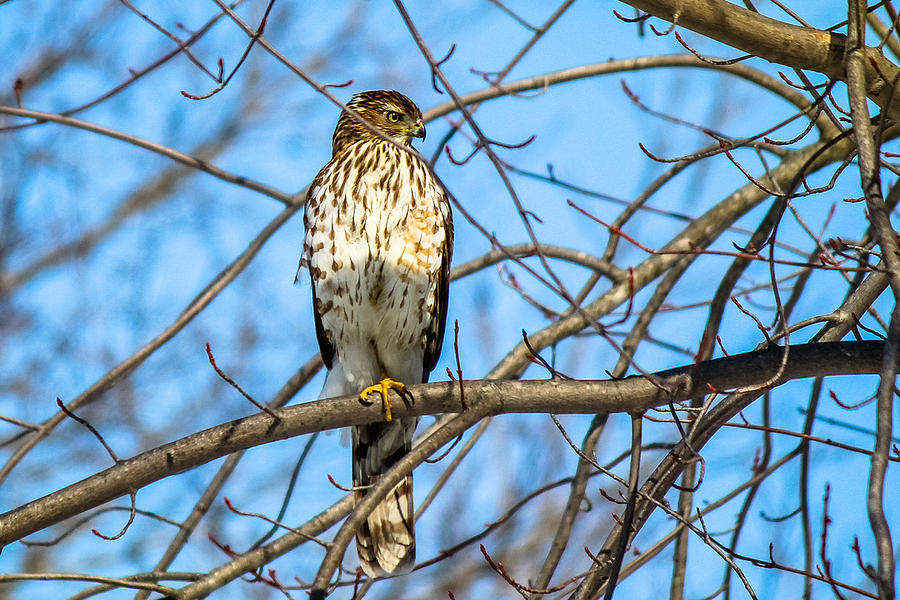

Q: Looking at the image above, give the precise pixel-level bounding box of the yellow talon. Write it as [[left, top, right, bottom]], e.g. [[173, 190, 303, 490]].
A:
[[359, 378, 407, 422]]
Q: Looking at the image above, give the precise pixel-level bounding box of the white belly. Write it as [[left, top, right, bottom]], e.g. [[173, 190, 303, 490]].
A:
[[304, 141, 447, 392]]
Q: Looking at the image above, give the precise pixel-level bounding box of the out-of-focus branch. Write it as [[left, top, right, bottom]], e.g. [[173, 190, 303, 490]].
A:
[[1, 2, 244, 133], [0, 5, 106, 107], [867, 10, 900, 62], [172, 495, 356, 600], [131, 354, 323, 600], [0, 340, 886, 550], [1, 113, 246, 295], [0, 571, 198, 595], [0, 204, 300, 484], [618, 0, 900, 119], [528, 421, 606, 597], [0, 106, 294, 205]]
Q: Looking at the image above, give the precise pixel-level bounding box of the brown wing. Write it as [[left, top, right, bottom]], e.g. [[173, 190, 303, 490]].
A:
[[311, 284, 334, 370], [303, 169, 336, 370], [421, 197, 453, 382]]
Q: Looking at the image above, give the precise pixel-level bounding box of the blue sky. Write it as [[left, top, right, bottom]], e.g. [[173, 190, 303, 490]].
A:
[[1, 1, 896, 598]]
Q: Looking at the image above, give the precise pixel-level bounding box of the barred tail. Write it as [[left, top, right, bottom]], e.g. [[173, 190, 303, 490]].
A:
[[352, 418, 417, 577]]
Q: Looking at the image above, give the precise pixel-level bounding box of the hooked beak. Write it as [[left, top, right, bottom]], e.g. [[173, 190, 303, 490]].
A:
[[412, 119, 426, 141]]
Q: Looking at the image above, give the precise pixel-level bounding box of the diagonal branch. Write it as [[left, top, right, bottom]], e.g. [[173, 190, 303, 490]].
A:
[[0, 341, 886, 582], [0, 204, 300, 484], [0, 106, 294, 205], [0, 341, 886, 550]]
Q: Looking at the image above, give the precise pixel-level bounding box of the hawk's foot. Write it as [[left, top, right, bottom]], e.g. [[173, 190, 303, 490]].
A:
[[359, 378, 410, 422]]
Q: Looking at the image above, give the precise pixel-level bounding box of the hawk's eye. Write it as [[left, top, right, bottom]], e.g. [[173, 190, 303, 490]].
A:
[[386, 111, 401, 123]]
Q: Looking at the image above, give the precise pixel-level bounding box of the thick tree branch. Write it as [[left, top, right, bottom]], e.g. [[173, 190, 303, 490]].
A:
[[0, 341, 886, 552], [618, 0, 900, 119]]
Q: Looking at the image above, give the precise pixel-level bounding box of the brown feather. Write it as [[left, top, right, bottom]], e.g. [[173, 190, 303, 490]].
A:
[[302, 90, 452, 578]]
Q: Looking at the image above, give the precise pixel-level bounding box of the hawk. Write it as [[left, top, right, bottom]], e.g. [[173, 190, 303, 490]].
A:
[[300, 90, 453, 577]]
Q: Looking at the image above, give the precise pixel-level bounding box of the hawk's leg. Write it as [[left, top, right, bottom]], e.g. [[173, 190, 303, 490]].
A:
[[359, 378, 413, 422]]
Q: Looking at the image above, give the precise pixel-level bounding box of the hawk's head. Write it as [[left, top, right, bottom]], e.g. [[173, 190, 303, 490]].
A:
[[332, 90, 426, 154]]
